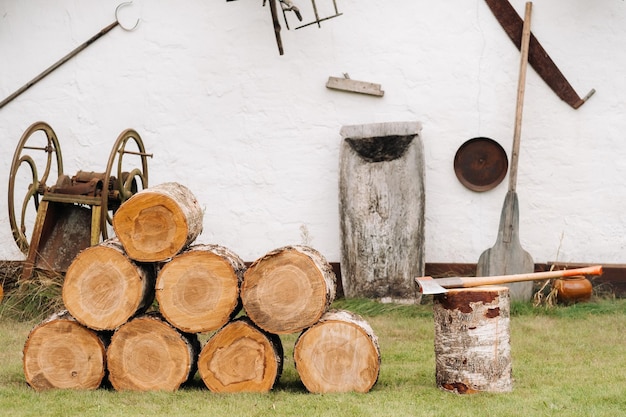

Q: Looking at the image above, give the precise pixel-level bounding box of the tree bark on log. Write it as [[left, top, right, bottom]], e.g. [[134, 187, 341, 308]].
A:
[[62, 238, 156, 331], [23, 311, 107, 391], [339, 121, 425, 303], [112, 182, 203, 262], [433, 286, 512, 394], [293, 309, 380, 393], [241, 245, 336, 334], [156, 244, 245, 333], [197, 317, 283, 393], [107, 313, 200, 391]]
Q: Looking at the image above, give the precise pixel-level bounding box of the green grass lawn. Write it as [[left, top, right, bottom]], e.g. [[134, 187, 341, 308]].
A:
[[1, 298, 625, 417]]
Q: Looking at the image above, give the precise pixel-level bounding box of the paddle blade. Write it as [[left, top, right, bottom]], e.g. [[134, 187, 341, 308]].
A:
[[477, 191, 534, 301]]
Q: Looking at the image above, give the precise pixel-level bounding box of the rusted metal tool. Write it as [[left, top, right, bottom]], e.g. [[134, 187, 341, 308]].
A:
[[8, 121, 151, 281], [415, 265, 602, 295], [268, 0, 285, 55], [294, 0, 342, 29], [454, 137, 508, 192], [484, 0, 595, 109], [0, 2, 139, 110]]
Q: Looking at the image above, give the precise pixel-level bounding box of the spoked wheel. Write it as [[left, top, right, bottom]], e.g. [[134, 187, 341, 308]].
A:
[[101, 129, 150, 240], [8, 122, 64, 254]]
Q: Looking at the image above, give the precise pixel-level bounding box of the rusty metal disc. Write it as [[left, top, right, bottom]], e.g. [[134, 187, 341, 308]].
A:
[[454, 137, 508, 192]]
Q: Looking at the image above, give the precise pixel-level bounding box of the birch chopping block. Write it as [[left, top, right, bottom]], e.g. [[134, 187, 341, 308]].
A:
[[433, 286, 513, 394]]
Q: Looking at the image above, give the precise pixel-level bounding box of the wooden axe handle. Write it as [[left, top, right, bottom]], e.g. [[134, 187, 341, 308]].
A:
[[417, 265, 602, 293]]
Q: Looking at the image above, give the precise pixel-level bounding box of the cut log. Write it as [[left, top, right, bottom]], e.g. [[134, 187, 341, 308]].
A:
[[197, 317, 283, 393], [23, 311, 107, 391], [433, 286, 512, 394], [112, 182, 203, 262], [339, 121, 425, 303], [294, 309, 380, 393], [107, 313, 200, 391], [241, 245, 336, 334], [156, 243, 245, 333], [62, 238, 156, 331]]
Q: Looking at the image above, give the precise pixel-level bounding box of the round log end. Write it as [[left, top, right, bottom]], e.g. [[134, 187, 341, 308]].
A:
[[294, 310, 380, 393], [113, 183, 203, 262], [23, 316, 106, 391], [198, 318, 283, 393], [156, 249, 241, 333], [63, 246, 149, 330], [242, 246, 335, 334], [107, 315, 198, 391]]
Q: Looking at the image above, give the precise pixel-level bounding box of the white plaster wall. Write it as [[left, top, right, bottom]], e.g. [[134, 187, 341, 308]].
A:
[[0, 0, 624, 265]]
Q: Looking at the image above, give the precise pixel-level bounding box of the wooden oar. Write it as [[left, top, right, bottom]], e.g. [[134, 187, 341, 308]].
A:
[[476, 2, 534, 301]]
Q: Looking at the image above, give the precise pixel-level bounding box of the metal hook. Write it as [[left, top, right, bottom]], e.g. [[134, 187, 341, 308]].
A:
[[115, 1, 140, 32]]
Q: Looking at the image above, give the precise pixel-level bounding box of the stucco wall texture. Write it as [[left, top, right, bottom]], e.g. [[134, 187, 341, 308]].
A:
[[0, 0, 624, 265]]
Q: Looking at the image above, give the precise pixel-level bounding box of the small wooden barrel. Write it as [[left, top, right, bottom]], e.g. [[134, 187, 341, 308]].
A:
[[197, 317, 283, 393], [23, 311, 107, 391], [433, 286, 512, 394]]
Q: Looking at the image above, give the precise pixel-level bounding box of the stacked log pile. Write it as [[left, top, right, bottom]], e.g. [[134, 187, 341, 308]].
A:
[[22, 182, 380, 393]]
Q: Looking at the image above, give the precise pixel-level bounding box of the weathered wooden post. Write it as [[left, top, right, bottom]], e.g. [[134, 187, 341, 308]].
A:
[[433, 286, 513, 394], [339, 121, 425, 302]]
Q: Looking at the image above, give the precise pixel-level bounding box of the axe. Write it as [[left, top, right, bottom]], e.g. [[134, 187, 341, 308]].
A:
[[415, 265, 602, 295]]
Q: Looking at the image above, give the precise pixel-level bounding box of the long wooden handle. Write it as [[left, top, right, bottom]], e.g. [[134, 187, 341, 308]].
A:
[[433, 265, 602, 290], [508, 1, 532, 193]]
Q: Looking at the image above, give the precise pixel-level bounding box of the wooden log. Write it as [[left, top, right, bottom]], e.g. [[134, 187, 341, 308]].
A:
[[23, 311, 107, 391], [156, 244, 245, 333], [197, 317, 283, 393], [241, 245, 336, 334], [112, 182, 204, 262], [293, 309, 380, 393], [433, 286, 512, 394], [107, 313, 200, 391], [339, 121, 425, 302], [62, 238, 156, 331]]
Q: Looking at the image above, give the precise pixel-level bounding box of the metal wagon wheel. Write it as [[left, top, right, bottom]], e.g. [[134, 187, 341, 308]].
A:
[[101, 129, 150, 240], [7, 122, 63, 254]]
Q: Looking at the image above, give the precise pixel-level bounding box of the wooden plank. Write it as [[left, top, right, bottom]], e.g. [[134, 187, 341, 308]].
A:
[[326, 76, 384, 97]]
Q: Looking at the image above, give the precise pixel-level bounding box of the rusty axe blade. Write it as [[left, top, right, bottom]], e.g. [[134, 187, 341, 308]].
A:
[[415, 265, 602, 295]]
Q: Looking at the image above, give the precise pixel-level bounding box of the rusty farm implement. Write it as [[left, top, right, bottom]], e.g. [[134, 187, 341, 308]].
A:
[[8, 121, 151, 281]]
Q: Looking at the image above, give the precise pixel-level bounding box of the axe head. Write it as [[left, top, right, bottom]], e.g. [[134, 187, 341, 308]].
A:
[[415, 277, 448, 295]]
